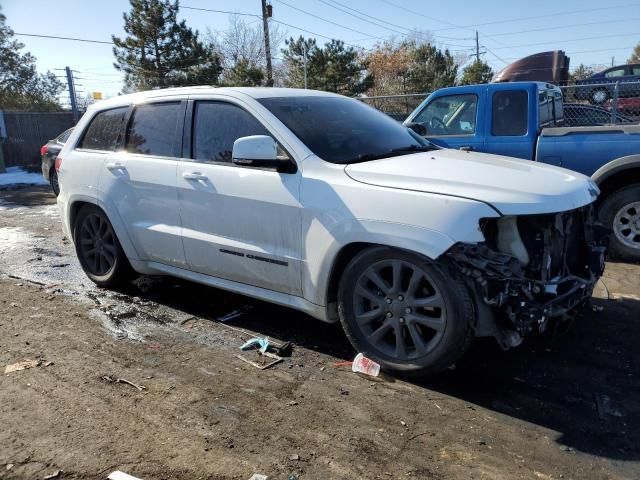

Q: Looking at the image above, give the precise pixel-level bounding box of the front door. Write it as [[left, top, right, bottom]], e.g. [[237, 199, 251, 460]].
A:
[[412, 93, 484, 152], [177, 99, 303, 295], [99, 100, 186, 267]]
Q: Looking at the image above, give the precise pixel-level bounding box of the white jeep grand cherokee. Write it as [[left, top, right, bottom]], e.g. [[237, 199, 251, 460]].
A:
[[56, 87, 607, 376]]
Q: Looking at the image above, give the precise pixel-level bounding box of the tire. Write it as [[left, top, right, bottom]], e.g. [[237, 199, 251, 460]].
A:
[[590, 88, 609, 105], [50, 169, 60, 197], [337, 246, 474, 376], [598, 184, 640, 262], [73, 205, 135, 287]]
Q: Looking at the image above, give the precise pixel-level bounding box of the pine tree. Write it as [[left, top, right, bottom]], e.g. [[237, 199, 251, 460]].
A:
[[405, 43, 457, 93], [460, 60, 494, 85], [282, 36, 372, 95], [112, 0, 222, 91], [0, 7, 63, 111]]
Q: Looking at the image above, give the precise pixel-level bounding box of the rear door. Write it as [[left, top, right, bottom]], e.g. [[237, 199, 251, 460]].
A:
[[98, 100, 186, 267], [412, 93, 484, 152], [483, 88, 536, 160]]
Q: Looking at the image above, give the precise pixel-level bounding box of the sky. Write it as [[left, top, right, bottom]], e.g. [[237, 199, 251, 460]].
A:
[[3, 0, 640, 104]]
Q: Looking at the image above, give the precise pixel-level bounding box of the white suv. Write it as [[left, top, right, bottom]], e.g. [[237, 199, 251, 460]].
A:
[[56, 87, 607, 375]]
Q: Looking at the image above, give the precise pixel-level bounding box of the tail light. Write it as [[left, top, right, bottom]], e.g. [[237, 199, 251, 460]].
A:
[[54, 156, 62, 172], [40, 144, 48, 156]]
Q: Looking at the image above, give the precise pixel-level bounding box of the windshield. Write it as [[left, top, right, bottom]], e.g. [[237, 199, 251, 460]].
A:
[[258, 96, 434, 164]]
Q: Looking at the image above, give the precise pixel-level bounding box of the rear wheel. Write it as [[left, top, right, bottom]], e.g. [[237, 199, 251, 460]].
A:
[[590, 88, 609, 105], [73, 205, 134, 287], [599, 184, 640, 261], [50, 169, 60, 196], [337, 247, 474, 376]]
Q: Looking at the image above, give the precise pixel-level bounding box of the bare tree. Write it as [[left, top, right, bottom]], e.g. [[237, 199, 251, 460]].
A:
[[207, 15, 286, 84]]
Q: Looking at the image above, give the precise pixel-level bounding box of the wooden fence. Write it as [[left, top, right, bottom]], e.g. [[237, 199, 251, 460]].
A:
[[0, 111, 75, 168]]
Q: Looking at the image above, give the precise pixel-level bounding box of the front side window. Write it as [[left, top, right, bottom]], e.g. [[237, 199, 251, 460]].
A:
[[78, 107, 128, 151], [631, 65, 640, 76], [604, 68, 626, 78], [492, 90, 528, 136], [193, 102, 271, 163], [125, 102, 181, 157], [413, 94, 477, 135], [258, 96, 433, 164]]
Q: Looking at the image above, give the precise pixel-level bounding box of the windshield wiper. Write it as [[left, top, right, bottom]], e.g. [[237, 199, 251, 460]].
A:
[[351, 145, 437, 163], [390, 144, 437, 153]]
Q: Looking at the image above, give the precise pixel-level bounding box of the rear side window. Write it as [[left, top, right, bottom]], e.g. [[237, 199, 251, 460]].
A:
[[125, 102, 182, 157], [492, 91, 528, 136], [79, 107, 128, 151], [604, 67, 626, 78], [57, 128, 73, 143], [193, 102, 270, 163]]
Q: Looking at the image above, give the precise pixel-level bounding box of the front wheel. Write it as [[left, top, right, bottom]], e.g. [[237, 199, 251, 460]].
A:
[[73, 205, 135, 287], [599, 185, 640, 261], [337, 247, 474, 376]]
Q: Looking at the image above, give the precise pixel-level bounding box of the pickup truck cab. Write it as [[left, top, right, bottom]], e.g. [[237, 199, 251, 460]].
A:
[[405, 81, 640, 261]]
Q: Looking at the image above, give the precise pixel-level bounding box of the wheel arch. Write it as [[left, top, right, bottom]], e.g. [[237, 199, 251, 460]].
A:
[[592, 155, 640, 202], [68, 197, 140, 262]]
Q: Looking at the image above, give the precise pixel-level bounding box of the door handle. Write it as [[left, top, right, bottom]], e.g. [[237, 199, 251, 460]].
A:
[[106, 162, 126, 171], [182, 171, 208, 181], [459, 146, 474, 152]]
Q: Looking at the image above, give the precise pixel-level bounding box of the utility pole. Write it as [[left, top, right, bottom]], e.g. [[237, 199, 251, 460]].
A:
[[261, 0, 274, 87], [303, 43, 308, 89], [475, 31, 480, 63], [65, 66, 79, 123]]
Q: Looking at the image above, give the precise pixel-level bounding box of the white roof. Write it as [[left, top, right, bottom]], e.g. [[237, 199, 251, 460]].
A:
[[94, 86, 341, 110]]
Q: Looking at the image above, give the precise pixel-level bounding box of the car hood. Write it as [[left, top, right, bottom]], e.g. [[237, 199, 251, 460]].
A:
[[344, 149, 597, 215]]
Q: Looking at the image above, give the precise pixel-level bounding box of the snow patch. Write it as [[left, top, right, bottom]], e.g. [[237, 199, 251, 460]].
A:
[[0, 226, 32, 253], [0, 167, 48, 187]]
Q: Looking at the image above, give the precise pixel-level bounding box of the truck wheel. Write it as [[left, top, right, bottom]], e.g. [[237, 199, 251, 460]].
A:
[[590, 88, 609, 105], [598, 184, 640, 261], [50, 169, 60, 197], [337, 247, 474, 376], [73, 205, 135, 287]]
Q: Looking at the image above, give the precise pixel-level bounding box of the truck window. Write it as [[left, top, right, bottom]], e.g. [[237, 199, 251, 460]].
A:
[[492, 91, 527, 136], [413, 94, 477, 136]]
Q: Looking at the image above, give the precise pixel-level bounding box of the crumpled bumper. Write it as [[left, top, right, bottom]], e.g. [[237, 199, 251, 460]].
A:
[[446, 205, 609, 337]]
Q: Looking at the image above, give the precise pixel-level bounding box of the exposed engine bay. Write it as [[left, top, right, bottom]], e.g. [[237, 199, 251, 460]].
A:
[[447, 206, 609, 348]]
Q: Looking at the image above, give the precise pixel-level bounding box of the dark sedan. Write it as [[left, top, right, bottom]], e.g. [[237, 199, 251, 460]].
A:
[[574, 64, 640, 104], [41, 128, 73, 196]]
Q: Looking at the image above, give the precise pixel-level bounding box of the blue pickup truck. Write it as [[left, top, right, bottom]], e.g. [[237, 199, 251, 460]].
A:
[[404, 81, 640, 261]]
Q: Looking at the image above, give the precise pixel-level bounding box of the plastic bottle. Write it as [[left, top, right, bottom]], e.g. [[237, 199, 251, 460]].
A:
[[351, 353, 381, 377]]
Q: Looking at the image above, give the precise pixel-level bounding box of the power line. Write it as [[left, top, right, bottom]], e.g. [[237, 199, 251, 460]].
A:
[[490, 32, 639, 50], [180, 6, 260, 18], [275, 0, 385, 40], [317, 0, 474, 44], [433, 3, 640, 32], [485, 17, 640, 37], [14, 32, 112, 45]]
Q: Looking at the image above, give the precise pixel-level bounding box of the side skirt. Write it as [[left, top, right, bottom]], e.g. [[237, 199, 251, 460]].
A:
[[136, 260, 331, 323]]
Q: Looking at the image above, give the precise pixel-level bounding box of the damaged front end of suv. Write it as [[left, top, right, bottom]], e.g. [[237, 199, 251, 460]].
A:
[[447, 205, 609, 349]]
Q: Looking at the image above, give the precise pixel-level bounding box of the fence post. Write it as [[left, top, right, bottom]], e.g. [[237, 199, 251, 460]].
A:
[[0, 110, 5, 173], [611, 81, 619, 124]]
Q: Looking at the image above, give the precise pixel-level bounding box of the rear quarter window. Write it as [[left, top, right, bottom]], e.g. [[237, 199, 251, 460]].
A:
[[78, 107, 129, 151]]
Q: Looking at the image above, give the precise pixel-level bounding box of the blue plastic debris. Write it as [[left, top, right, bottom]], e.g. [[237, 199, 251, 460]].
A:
[[240, 337, 270, 353]]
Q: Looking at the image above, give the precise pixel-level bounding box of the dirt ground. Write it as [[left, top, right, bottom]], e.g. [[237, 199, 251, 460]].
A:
[[1, 185, 639, 480]]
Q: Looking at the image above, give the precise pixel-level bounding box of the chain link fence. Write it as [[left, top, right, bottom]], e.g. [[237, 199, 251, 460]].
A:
[[358, 81, 640, 126]]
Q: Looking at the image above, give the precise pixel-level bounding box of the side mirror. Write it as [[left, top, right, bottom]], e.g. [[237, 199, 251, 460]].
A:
[[232, 135, 290, 170], [405, 122, 427, 136]]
